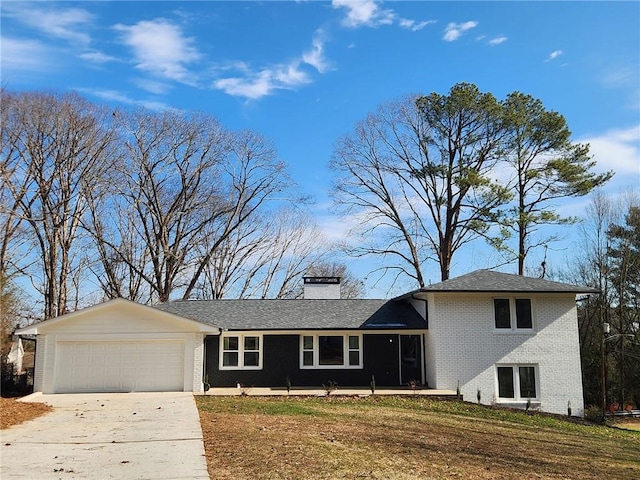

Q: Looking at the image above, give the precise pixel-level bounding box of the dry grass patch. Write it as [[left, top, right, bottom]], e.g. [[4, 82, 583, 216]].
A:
[[615, 418, 640, 431], [196, 396, 640, 480], [0, 397, 52, 429]]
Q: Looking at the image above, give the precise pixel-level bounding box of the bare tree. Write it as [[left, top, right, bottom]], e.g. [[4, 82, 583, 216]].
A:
[[243, 209, 330, 299], [0, 111, 30, 278], [606, 199, 640, 409], [566, 189, 639, 411], [567, 190, 616, 407], [331, 96, 429, 288], [181, 128, 290, 300], [196, 207, 330, 299], [331, 83, 510, 284], [195, 212, 266, 300], [90, 110, 290, 303], [1, 91, 117, 318], [84, 189, 151, 302], [304, 260, 364, 299]]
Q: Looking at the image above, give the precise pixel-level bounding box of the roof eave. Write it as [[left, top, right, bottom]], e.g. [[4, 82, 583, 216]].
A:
[[395, 288, 600, 299]]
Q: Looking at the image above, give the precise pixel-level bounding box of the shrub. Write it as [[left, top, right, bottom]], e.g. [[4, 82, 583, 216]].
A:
[[584, 405, 604, 424], [323, 380, 338, 396]]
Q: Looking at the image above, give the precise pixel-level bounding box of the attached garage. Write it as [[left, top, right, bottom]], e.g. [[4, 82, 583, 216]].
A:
[[16, 299, 220, 394], [54, 340, 185, 393]]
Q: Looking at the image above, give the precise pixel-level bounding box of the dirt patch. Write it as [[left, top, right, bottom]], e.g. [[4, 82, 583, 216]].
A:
[[0, 397, 52, 429]]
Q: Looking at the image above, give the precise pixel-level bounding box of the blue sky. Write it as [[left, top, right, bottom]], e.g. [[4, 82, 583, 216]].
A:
[[2, 1, 639, 297]]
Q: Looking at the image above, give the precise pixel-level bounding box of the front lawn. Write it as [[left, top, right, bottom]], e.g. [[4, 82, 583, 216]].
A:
[[196, 396, 639, 480]]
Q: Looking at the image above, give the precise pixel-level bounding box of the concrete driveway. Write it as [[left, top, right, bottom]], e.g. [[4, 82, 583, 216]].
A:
[[0, 392, 210, 480]]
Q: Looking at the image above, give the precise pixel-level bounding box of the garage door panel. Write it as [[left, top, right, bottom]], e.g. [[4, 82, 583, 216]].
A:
[[55, 341, 184, 393]]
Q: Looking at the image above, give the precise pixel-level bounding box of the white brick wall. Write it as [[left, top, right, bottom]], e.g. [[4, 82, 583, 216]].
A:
[[424, 292, 584, 416], [33, 336, 45, 392], [192, 333, 205, 393]]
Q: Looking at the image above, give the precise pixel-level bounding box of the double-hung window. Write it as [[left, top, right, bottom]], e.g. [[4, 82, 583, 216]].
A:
[[496, 364, 538, 401], [300, 333, 362, 369], [493, 298, 533, 331], [220, 334, 262, 370]]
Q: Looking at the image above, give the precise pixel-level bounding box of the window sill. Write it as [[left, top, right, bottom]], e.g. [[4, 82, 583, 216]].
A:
[[496, 399, 541, 406], [219, 366, 263, 371], [492, 329, 535, 335], [300, 365, 363, 370]]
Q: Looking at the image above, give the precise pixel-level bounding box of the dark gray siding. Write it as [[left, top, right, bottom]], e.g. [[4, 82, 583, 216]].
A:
[[205, 333, 403, 388]]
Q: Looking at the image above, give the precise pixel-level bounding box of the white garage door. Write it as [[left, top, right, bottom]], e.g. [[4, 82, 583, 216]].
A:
[[55, 341, 185, 393]]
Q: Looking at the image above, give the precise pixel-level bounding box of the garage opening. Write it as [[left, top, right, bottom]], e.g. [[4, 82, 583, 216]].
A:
[[54, 340, 185, 393]]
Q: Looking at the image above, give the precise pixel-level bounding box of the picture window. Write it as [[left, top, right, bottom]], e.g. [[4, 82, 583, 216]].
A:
[[300, 333, 362, 369]]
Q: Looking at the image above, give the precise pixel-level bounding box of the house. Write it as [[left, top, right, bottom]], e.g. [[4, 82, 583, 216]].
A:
[[16, 270, 597, 416]]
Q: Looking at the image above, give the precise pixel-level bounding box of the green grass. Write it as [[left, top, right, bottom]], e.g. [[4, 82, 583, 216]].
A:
[[196, 395, 322, 416]]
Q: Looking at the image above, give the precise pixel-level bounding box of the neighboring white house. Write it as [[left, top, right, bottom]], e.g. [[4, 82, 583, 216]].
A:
[[17, 270, 596, 416]]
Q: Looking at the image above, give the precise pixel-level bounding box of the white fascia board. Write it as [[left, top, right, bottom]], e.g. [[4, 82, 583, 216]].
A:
[[219, 328, 428, 336]]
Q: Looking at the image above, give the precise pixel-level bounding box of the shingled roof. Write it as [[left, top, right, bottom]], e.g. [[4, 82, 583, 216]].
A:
[[153, 299, 425, 331], [398, 269, 599, 296]]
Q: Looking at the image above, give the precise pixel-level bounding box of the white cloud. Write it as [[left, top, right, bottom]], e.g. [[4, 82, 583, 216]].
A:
[[0, 36, 56, 73], [332, 0, 432, 31], [78, 88, 170, 111], [488, 36, 508, 46], [601, 66, 637, 88], [213, 62, 311, 100], [580, 125, 640, 177], [398, 18, 436, 32], [79, 51, 117, 64], [599, 66, 640, 110], [213, 27, 334, 100], [113, 19, 201, 84], [303, 30, 331, 73], [443, 21, 478, 41], [275, 63, 309, 85], [2, 4, 93, 47], [546, 50, 563, 61], [332, 0, 394, 28], [132, 78, 173, 95]]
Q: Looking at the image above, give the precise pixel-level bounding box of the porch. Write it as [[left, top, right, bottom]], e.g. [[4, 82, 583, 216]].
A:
[[199, 386, 457, 397]]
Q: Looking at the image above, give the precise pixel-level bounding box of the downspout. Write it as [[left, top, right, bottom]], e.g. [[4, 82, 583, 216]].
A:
[[203, 327, 223, 392], [412, 295, 428, 387]]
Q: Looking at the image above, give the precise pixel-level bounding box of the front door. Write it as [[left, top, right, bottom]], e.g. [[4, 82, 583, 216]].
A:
[[400, 335, 422, 386]]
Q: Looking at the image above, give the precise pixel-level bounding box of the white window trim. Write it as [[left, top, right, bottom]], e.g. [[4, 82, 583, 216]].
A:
[[219, 334, 263, 370], [299, 332, 363, 369], [492, 297, 535, 333], [495, 364, 540, 402]]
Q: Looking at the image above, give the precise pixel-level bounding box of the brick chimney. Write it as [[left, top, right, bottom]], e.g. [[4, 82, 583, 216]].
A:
[[303, 276, 341, 299]]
